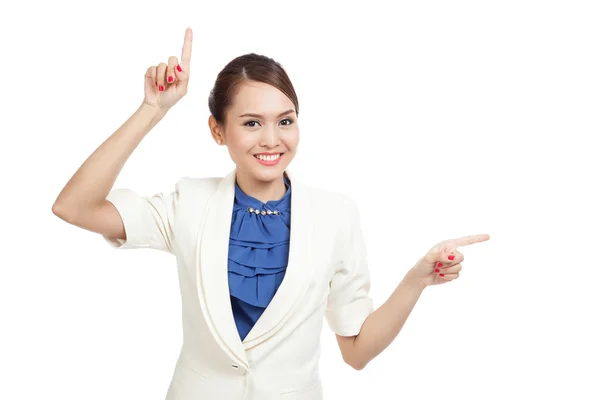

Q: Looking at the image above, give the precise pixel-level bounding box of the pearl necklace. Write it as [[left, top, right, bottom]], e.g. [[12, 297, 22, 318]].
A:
[[246, 206, 281, 216]]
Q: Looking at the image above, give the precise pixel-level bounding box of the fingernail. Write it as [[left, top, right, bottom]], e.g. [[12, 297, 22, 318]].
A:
[[436, 262, 443, 267], [168, 76, 174, 83], [439, 273, 445, 277], [159, 85, 164, 91], [448, 255, 455, 260], [176, 64, 182, 72], [155, 82, 158, 86], [434, 269, 440, 273]]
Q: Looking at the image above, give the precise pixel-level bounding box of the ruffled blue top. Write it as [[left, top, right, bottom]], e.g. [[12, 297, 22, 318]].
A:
[[228, 175, 292, 341]]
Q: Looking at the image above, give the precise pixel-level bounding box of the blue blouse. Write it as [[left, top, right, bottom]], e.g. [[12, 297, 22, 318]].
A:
[[227, 176, 292, 341]]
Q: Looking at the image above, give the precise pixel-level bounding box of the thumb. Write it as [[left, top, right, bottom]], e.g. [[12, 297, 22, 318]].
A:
[[174, 63, 190, 87], [425, 250, 455, 265]]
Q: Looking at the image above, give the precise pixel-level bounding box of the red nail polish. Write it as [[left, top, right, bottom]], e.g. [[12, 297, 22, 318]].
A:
[[155, 82, 158, 86], [176, 64, 182, 72], [434, 269, 440, 273], [439, 273, 445, 277], [448, 255, 455, 260], [159, 85, 164, 91], [168, 76, 174, 83], [436, 262, 443, 267]]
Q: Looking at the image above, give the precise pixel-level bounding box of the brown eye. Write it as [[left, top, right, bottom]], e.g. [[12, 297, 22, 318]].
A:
[[244, 118, 294, 127]]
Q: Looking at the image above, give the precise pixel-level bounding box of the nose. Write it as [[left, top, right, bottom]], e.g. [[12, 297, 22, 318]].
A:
[[259, 124, 280, 148]]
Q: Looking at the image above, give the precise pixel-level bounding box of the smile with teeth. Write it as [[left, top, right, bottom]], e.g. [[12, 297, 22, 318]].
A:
[[254, 153, 282, 162]]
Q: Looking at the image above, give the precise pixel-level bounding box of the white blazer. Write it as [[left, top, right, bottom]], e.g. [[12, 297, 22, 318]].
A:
[[102, 168, 374, 400]]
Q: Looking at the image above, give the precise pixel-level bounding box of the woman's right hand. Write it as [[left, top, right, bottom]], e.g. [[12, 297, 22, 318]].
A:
[[143, 28, 193, 111]]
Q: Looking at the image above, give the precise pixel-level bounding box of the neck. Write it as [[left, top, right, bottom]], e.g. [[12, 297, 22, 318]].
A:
[[235, 169, 287, 204]]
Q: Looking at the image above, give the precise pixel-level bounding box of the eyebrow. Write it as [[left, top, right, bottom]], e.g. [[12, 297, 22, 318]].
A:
[[238, 109, 295, 119]]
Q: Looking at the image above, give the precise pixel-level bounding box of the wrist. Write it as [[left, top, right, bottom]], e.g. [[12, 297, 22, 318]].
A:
[[403, 270, 427, 291], [139, 101, 169, 120]]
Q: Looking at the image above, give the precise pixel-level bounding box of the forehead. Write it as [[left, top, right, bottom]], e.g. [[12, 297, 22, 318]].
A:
[[230, 81, 294, 112]]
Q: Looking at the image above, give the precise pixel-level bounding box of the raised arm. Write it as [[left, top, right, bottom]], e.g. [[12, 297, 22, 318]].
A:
[[52, 28, 194, 242], [52, 103, 168, 238]]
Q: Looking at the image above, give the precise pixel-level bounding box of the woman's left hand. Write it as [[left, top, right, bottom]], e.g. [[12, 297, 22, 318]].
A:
[[406, 234, 490, 287]]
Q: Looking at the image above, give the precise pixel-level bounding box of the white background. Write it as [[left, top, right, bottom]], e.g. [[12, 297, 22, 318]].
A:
[[1, 0, 599, 399]]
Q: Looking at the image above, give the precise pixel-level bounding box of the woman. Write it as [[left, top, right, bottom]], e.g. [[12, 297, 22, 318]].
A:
[[52, 28, 490, 400]]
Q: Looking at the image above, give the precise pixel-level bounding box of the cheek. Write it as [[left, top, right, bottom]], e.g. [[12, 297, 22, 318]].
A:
[[283, 130, 300, 149], [227, 132, 254, 152]]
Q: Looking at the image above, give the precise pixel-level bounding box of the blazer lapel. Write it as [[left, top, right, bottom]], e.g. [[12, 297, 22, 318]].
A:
[[195, 169, 248, 368], [242, 169, 316, 348], [194, 167, 316, 363]]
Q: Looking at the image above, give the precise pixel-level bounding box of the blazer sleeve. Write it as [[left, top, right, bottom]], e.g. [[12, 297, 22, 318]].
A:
[[325, 196, 375, 336], [101, 179, 184, 254]]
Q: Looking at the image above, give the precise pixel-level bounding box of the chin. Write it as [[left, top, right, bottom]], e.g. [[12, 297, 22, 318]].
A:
[[246, 156, 291, 182], [251, 166, 285, 183]]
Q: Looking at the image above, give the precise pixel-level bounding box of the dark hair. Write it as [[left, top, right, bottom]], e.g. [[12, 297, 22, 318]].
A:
[[208, 53, 299, 129]]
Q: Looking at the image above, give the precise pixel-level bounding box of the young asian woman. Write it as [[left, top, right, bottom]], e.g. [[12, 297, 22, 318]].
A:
[[52, 28, 490, 400]]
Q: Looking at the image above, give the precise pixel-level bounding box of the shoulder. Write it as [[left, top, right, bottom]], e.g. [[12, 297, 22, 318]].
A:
[[302, 182, 359, 221], [172, 176, 223, 208], [176, 175, 221, 193], [305, 184, 353, 206]]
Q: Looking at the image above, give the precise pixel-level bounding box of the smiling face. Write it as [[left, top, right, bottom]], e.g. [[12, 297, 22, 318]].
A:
[[210, 80, 299, 185]]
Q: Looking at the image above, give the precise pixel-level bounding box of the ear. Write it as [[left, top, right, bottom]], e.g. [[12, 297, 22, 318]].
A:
[[208, 115, 224, 145]]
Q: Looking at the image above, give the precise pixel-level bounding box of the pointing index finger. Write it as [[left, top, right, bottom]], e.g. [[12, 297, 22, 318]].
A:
[[180, 28, 193, 71], [450, 234, 490, 248]]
